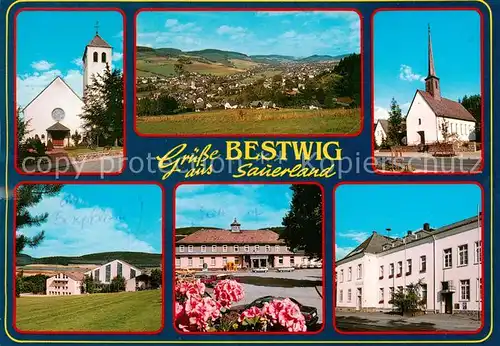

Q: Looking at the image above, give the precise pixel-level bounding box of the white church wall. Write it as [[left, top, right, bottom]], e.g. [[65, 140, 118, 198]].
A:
[[374, 121, 387, 146], [23, 77, 85, 146], [406, 92, 439, 145], [436, 117, 476, 142]]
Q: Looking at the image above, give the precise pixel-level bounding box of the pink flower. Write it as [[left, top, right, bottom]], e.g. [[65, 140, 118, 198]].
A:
[[181, 295, 222, 331], [239, 306, 263, 322], [214, 279, 245, 308], [262, 298, 307, 332], [175, 302, 184, 320], [175, 279, 206, 299]]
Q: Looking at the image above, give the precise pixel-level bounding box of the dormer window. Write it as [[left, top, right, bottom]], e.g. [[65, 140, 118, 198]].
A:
[[254, 245, 260, 252], [179, 245, 185, 253], [244, 245, 250, 252], [222, 245, 228, 252], [188, 245, 193, 253], [212, 245, 217, 252]]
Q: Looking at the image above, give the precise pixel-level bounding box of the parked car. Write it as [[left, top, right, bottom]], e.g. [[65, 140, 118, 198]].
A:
[[277, 267, 295, 272], [231, 296, 319, 327], [251, 267, 269, 273]]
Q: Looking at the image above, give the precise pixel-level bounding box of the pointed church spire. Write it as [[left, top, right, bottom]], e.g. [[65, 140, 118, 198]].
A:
[[425, 24, 441, 100], [427, 24, 436, 78]]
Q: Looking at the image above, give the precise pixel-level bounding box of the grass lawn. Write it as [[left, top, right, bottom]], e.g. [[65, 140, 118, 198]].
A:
[[16, 290, 162, 332], [136, 108, 361, 135], [64, 147, 122, 157]]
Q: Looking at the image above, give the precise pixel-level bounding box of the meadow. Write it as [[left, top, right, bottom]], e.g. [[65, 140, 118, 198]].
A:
[[136, 108, 361, 135], [15, 290, 162, 332]]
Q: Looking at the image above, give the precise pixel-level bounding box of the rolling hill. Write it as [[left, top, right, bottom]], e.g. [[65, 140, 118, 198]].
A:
[[136, 46, 347, 66], [17, 251, 162, 268]]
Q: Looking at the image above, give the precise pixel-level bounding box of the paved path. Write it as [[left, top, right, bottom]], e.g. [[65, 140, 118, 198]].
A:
[[336, 311, 481, 331], [375, 156, 482, 173]]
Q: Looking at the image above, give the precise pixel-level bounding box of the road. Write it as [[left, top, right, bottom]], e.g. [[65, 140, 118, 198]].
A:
[[376, 156, 482, 173]]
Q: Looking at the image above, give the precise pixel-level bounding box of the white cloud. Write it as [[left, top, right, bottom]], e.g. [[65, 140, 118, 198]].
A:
[[165, 19, 198, 32], [112, 52, 123, 61], [72, 58, 83, 68], [339, 230, 370, 243], [374, 106, 390, 120], [16, 67, 83, 108], [31, 60, 54, 71], [335, 244, 353, 260], [21, 195, 157, 257], [399, 64, 425, 82], [216, 25, 249, 40]]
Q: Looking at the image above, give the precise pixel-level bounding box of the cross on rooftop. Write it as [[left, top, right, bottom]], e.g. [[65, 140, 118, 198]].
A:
[[95, 21, 99, 34]]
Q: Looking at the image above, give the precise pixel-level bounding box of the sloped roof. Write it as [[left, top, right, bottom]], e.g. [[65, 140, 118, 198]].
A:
[[377, 119, 389, 134], [22, 76, 82, 112], [343, 232, 394, 259], [177, 229, 285, 245], [417, 90, 476, 122], [46, 122, 70, 131], [87, 34, 111, 48]]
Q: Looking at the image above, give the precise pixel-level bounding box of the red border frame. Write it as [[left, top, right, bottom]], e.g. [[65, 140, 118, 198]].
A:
[[12, 181, 166, 335], [13, 8, 127, 176], [172, 181, 326, 335], [370, 7, 485, 175], [133, 8, 364, 138], [332, 181, 486, 335]]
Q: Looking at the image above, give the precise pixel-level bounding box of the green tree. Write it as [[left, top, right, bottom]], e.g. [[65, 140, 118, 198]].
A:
[[150, 268, 162, 289], [174, 63, 185, 76], [81, 65, 123, 147], [16, 184, 64, 255], [387, 98, 404, 146], [84, 273, 96, 294], [280, 185, 323, 259], [332, 53, 361, 107], [389, 279, 426, 315], [460, 94, 481, 141], [110, 275, 126, 292], [16, 272, 24, 297], [71, 130, 82, 146]]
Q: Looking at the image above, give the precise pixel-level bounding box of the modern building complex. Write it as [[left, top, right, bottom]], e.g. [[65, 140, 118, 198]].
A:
[[335, 215, 482, 315], [45, 259, 149, 295], [21, 28, 113, 148], [405, 26, 476, 145], [175, 219, 318, 270]]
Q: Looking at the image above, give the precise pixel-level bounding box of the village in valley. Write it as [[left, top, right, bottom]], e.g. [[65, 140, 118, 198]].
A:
[[135, 11, 361, 135]]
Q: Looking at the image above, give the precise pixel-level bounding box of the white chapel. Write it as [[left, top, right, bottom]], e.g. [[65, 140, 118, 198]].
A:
[[21, 25, 113, 148], [405, 25, 476, 146]]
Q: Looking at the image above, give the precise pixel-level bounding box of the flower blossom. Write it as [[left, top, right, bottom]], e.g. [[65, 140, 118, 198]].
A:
[[214, 279, 245, 308], [238, 306, 263, 322], [262, 298, 307, 332]]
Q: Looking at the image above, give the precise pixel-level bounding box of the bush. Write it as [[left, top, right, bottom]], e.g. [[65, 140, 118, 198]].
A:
[[388, 279, 425, 315]]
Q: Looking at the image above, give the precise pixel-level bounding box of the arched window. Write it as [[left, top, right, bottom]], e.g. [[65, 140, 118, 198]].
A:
[[101, 52, 106, 63], [93, 52, 98, 62]]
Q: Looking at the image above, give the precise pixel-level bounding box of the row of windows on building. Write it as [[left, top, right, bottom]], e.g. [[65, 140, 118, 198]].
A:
[[338, 278, 481, 304], [178, 244, 285, 253], [92, 52, 107, 63], [419, 118, 474, 136], [338, 241, 481, 282], [176, 256, 298, 267], [48, 291, 73, 295], [94, 264, 136, 282]]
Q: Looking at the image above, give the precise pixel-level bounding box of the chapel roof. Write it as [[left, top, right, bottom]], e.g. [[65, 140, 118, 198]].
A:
[[417, 90, 476, 122], [46, 122, 70, 132]]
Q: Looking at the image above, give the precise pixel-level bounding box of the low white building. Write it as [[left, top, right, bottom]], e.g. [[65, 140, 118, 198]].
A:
[[374, 119, 388, 146], [85, 259, 143, 292], [336, 216, 482, 315], [46, 272, 85, 296]]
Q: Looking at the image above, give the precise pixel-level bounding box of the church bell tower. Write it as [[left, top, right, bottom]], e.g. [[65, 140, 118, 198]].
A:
[[82, 21, 113, 97], [424, 24, 441, 100]]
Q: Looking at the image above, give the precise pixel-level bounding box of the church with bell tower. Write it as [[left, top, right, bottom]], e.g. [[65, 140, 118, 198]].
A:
[[21, 23, 113, 148], [405, 24, 476, 146]]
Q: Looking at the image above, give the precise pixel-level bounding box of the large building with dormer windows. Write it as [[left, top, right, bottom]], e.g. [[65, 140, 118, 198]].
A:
[[21, 27, 113, 148], [175, 219, 316, 270], [335, 215, 482, 315]]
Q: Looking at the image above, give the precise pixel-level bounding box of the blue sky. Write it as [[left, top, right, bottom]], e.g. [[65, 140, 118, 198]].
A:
[[335, 184, 482, 260], [19, 184, 162, 257], [16, 11, 123, 107], [175, 184, 293, 229], [373, 10, 481, 120], [137, 11, 360, 57]]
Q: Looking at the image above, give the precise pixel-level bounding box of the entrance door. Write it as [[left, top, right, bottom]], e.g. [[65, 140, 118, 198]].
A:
[[417, 131, 426, 145], [444, 294, 453, 314], [356, 288, 362, 311], [252, 259, 259, 268], [260, 258, 267, 268]]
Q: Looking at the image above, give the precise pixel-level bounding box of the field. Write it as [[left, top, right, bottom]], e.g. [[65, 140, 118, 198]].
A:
[[136, 108, 361, 135], [136, 58, 245, 77], [15, 290, 162, 332]]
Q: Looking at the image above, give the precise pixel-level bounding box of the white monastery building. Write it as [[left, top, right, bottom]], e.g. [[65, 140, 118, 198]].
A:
[[405, 26, 476, 145], [176, 219, 319, 270], [21, 26, 113, 148], [46, 259, 146, 295], [336, 215, 482, 315]]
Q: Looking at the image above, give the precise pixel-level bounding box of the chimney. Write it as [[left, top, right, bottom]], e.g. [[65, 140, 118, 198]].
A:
[[423, 223, 430, 231], [407, 231, 413, 236]]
